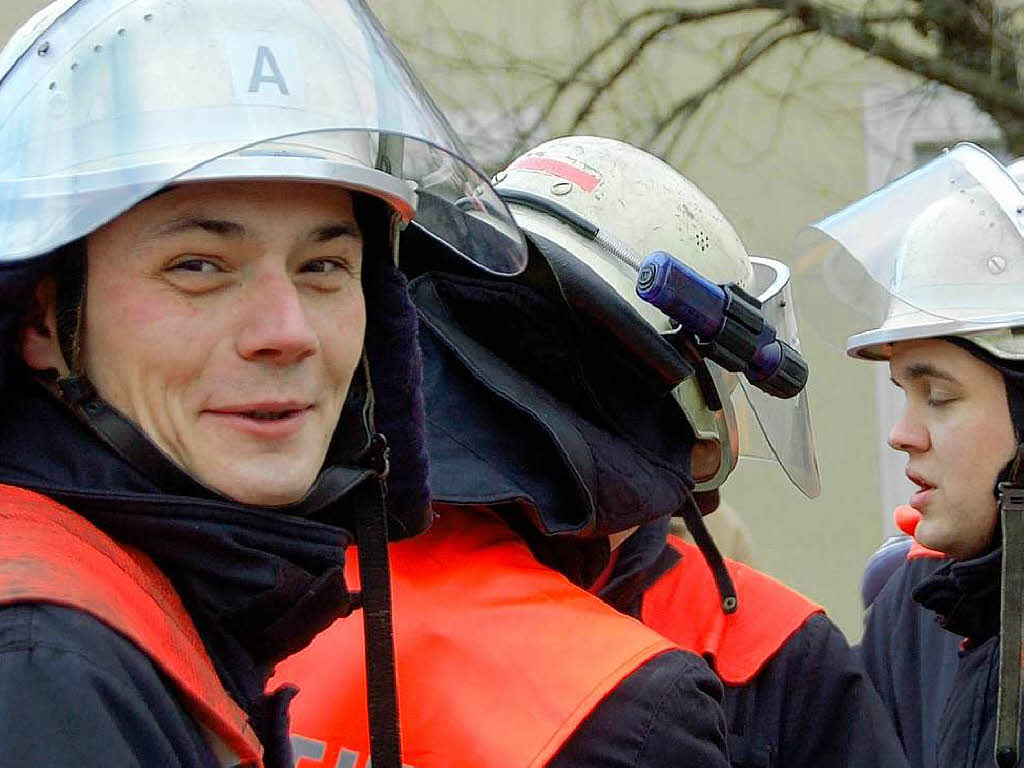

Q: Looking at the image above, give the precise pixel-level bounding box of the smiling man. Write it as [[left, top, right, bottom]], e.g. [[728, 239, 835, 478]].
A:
[[56, 182, 368, 507], [0, 1, 529, 767], [800, 143, 1024, 768]]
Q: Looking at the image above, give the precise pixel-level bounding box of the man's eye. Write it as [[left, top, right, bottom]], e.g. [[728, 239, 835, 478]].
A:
[[303, 259, 353, 276], [927, 391, 957, 407], [169, 259, 221, 274]]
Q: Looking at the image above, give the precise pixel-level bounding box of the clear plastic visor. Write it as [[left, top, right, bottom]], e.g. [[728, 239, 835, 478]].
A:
[[732, 257, 820, 498], [793, 143, 1024, 353], [0, 0, 526, 273]]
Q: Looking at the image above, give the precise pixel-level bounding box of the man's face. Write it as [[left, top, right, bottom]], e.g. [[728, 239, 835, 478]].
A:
[[80, 180, 366, 506], [887, 338, 1017, 560]]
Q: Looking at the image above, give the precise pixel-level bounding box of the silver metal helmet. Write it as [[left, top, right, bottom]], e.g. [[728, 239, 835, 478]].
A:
[[0, 0, 527, 274]]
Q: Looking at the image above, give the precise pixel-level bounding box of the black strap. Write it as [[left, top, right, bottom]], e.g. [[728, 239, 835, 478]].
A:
[[354, 434, 403, 768], [678, 492, 738, 614], [996, 443, 1024, 768], [57, 376, 212, 497]]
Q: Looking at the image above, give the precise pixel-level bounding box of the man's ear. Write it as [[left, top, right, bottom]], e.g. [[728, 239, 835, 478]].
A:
[[19, 276, 69, 379]]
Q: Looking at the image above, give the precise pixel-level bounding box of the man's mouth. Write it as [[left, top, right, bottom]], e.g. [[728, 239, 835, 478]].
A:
[[906, 470, 935, 492], [244, 408, 307, 421], [205, 403, 314, 435], [907, 470, 936, 510]]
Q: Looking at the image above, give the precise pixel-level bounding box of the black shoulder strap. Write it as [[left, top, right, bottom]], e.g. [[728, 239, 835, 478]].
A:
[[996, 443, 1024, 767]]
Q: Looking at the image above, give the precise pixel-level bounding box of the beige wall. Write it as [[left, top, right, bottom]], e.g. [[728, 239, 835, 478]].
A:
[[1, 2, 46, 41], [0, 0, 963, 640]]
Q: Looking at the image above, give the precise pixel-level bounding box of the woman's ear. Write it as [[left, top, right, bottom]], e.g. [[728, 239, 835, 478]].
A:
[[19, 276, 69, 379]]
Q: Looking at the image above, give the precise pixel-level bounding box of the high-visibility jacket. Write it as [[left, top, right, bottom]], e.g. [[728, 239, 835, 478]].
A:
[[0, 484, 263, 768], [272, 505, 677, 768], [642, 536, 822, 684]]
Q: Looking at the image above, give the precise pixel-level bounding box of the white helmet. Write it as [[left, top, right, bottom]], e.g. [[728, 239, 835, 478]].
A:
[[796, 143, 1024, 362], [0, 0, 526, 273], [493, 136, 820, 498]]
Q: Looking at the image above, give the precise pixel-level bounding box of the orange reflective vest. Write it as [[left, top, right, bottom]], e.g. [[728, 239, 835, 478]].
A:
[[272, 505, 676, 768], [0, 484, 263, 767], [642, 536, 823, 685]]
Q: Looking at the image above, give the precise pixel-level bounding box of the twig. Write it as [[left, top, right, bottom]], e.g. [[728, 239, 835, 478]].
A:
[[646, 18, 808, 148]]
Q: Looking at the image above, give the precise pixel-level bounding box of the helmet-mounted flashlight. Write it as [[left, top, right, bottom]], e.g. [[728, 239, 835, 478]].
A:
[[636, 251, 807, 399], [496, 188, 808, 400]]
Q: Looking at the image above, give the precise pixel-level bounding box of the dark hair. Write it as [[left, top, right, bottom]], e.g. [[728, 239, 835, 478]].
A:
[[945, 335, 1024, 442]]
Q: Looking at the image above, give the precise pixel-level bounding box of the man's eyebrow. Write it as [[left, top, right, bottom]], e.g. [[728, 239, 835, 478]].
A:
[[146, 216, 247, 241], [308, 223, 360, 243], [142, 218, 359, 243], [891, 362, 960, 386]]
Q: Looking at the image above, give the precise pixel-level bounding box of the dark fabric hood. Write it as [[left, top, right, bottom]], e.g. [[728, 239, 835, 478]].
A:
[[404, 231, 699, 583]]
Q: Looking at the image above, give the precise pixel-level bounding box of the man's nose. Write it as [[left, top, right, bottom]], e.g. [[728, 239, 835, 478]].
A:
[[887, 408, 929, 453], [236, 272, 318, 364]]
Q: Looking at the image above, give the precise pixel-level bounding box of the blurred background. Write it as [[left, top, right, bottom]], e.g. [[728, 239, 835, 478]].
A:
[[4, 0, 1020, 639]]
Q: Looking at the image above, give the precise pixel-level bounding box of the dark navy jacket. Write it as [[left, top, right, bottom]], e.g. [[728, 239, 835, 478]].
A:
[[551, 649, 731, 768], [859, 549, 1010, 768], [0, 604, 247, 767]]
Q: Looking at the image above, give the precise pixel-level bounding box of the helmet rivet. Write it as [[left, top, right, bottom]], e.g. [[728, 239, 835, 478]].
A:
[[493, 171, 507, 184], [988, 255, 1007, 274], [551, 181, 573, 196], [37, 42, 50, 57]]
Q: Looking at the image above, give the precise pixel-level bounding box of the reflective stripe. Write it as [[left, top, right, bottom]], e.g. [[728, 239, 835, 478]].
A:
[[273, 504, 674, 768], [0, 484, 262, 767], [643, 536, 822, 684]]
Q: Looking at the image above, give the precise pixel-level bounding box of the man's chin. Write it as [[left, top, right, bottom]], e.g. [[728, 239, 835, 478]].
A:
[[196, 463, 317, 508]]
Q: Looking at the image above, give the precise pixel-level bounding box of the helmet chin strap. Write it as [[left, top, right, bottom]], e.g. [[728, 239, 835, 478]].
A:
[[677, 490, 738, 614], [46, 242, 213, 496], [996, 441, 1024, 768]]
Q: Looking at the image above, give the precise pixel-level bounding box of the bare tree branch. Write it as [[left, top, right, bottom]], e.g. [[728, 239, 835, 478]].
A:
[[383, 0, 1024, 163], [790, 0, 1024, 121], [568, 15, 704, 131], [646, 18, 809, 150], [511, 1, 784, 156]]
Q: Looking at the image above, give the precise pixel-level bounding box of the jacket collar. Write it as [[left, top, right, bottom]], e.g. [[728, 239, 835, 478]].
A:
[[913, 546, 1001, 642]]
